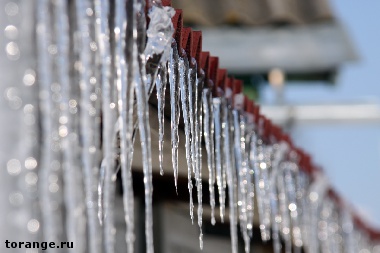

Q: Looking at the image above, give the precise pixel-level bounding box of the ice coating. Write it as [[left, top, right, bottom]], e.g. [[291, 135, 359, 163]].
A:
[[145, 5, 175, 64]]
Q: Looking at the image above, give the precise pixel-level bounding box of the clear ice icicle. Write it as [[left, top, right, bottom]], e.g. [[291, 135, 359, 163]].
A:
[[155, 65, 167, 175], [116, 0, 135, 251], [307, 173, 330, 253], [74, 0, 102, 251], [244, 122, 255, 238], [268, 147, 282, 253], [232, 110, 250, 252], [134, 0, 154, 252], [224, 108, 238, 253], [179, 56, 194, 222], [94, 0, 118, 251], [202, 88, 216, 225], [256, 138, 272, 241], [191, 62, 203, 248], [213, 97, 226, 222], [54, 0, 86, 251], [37, 0, 65, 246], [276, 152, 292, 253], [168, 41, 180, 191]]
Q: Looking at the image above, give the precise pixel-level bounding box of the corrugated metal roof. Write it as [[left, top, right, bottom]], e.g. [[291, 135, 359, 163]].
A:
[[172, 0, 334, 26]]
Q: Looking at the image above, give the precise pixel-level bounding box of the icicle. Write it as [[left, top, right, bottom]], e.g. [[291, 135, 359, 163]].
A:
[[94, 0, 118, 252], [244, 118, 255, 238], [282, 160, 303, 252], [37, 0, 66, 247], [296, 171, 311, 250], [254, 122, 271, 242], [193, 60, 204, 249], [232, 110, 250, 252], [115, 0, 135, 252], [133, 1, 155, 252], [342, 209, 355, 253], [307, 173, 330, 253], [202, 88, 216, 225], [188, 62, 196, 176], [179, 55, 194, 222], [168, 41, 180, 191], [155, 65, 167, 175], [275, 144, 292, 253], [54, 0, 87, 252], [74, 0, 104, 251], [225, 108, 238, 253], [268, 145, 282, 253], [213, 97, 226, 222]]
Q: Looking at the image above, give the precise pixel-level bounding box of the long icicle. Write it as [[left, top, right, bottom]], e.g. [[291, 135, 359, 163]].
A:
[[156, 65, 167, 176], [95, 0, 118, 252], [74, 0, 102, 251], [133, 0, 154, 252], [225, 108, 238, 253], [213, 97, 226, 222], [202, 88, 216, 225], [233, 110, 250, 253], [116, 0, 135, 251], [37, 0, 65, 246], [55, 0, 86, 251], [168, 41, 180, 191], [179, 56, 194, 222], [192, 60, 203, 248]]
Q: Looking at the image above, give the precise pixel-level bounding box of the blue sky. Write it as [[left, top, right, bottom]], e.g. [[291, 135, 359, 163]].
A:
[[261, 1, 380, 227]]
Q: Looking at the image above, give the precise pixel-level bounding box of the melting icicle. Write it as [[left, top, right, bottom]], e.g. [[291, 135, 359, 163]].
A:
[[213, 97, 226, 222], [168, 41, 180, 191], [225, 107, 238, 253], [155, 65, 167, 175], [202, 88, 216, 225], [179, 56, 194, 222]]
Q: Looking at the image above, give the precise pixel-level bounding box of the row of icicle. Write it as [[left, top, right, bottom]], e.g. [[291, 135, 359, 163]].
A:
[[1, 0, 379, 252]]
